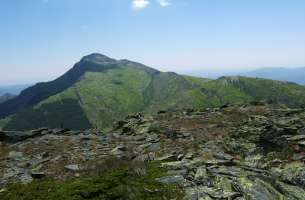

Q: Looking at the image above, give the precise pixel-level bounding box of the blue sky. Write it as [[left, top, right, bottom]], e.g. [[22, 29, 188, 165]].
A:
[[1, 0, 305, 85]]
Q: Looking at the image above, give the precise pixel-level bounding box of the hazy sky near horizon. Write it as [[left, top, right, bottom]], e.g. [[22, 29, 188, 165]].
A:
[[1, 0, 305, 85]]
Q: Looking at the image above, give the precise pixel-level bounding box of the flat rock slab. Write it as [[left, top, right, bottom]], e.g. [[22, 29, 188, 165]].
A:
[[157, 175, 185, 184], [64, 164, 80, 172]]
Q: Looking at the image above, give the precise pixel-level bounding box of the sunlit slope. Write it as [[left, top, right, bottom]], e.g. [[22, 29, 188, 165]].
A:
[[202, 76, 305, 107], [2, 65, 154, 130], [1, 54, 305, 131]]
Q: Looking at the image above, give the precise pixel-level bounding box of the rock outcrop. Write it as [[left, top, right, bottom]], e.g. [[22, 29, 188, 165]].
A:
[[0, 103, 304, 199]]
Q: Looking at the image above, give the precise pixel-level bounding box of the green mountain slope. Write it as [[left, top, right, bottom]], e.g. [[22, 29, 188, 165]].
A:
[[195, 76, 305, 107], [0, 54, 118, 118], [1, 54, 305, 131]]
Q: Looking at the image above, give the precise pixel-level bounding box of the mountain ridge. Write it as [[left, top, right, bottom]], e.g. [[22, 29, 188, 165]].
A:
[[1, 53, 305, 131], [241, 67, 305, 85], [0, 54, 157, 118]]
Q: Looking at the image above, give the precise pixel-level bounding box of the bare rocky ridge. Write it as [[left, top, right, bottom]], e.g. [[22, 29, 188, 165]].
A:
[[0, 103, 305, 199]]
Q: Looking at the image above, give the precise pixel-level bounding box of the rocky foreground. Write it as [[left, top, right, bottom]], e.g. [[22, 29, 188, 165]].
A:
[[0, 103, 305, 199]]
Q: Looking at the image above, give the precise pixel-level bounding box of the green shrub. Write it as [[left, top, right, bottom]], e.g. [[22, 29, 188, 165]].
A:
[[0, 162, 184, 200]]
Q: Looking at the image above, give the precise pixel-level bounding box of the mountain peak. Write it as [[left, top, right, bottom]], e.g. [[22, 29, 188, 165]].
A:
[[81, 53, 116, 64]]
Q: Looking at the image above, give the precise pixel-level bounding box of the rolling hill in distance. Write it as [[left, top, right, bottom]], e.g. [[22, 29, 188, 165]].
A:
[[1, 53, 305, 131], [241, 67, 305, 85], [0, 93, 15, 103], [0, 84, 32, 96], [181, 67, 305, 85]]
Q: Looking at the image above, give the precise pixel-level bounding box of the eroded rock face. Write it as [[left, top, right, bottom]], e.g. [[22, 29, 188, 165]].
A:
[[0, 104, 305, 199]]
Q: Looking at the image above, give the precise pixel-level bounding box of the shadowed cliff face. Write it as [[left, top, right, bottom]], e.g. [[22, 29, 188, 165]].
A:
[[3, 99, 91, 131]]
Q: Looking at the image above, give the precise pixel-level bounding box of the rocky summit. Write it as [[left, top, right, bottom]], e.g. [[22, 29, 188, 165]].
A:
[[0, 103, 305, 199]]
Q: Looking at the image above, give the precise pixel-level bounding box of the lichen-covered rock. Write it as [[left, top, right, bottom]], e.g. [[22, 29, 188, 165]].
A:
[[235, 176, 285, 200], [279, 162, 305, 187], [157, 175, 186, 184]]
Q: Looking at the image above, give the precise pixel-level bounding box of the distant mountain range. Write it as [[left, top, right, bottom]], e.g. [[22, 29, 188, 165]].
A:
[[0, 93, 15, 104], [1, 53, 305, 131], [241, 67, 305, 85], [0, 84, 32, 96]]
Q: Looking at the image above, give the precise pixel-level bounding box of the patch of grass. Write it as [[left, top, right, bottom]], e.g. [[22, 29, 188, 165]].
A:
[[0, 117, 10, 130], [0, 161, 184, 200]]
